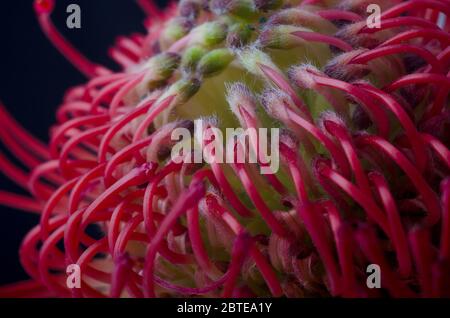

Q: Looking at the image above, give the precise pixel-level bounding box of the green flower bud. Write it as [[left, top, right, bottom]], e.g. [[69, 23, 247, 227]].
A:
[[237, 47, 280, 78], [189, 21, 228, 47], [259, 25, 311, 49], [181, 46, 207, 72], [210, 0, 258, 20], [226, 23, 253, 48], [160, 17, 193, 50], [163, 77, 202, 105], [197, 48, 234, 77], [267, 8, 336, 34], [141, 52, 181, 90]]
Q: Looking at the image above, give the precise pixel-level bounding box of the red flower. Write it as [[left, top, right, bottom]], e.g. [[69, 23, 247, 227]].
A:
[[0, 0, 449, 298]]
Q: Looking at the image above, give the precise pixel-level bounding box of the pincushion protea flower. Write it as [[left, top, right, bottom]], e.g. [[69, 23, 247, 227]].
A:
[[0, 0, 449, 298]]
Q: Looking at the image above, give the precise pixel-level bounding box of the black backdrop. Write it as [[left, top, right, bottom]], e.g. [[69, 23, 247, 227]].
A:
[[0, 0, 165, 286]]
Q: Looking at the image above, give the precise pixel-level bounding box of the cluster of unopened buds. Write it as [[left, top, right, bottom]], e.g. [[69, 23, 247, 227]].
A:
[[0, 0, 449, 298]]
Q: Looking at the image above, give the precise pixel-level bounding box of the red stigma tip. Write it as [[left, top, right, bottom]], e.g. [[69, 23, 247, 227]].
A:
[[34, 0, 55, 15]]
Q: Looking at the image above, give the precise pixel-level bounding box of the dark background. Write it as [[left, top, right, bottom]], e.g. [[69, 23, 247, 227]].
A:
[[0, 0, 164, 285]]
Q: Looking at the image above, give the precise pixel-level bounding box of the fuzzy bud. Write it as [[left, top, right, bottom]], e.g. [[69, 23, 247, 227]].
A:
[[267, 8, 336, 33], [237, 47, 280, 79], [260, 88, 296, 123], [288, 64, 323, 90], [226, 23, 253, 48], [259, 25, 312, 50], [160, 77, 202, 105], [226, 82, 257, 121], [160, 17, 193, 50], [197, 48, 234, 77], [188, 21, 228, 47], [335, 22, 380, 49], [279, 129, 300, 164], [181, 45, 207, 72], [323, 49, 369, 82], [210, 0, 257, 20], [318, 111, 347, 137], [143, 52, 181, 89]]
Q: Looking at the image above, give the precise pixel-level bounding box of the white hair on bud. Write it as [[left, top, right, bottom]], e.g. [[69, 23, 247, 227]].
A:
[[335, 22, 380, 48], [211, 0, 255, 15], [198, 197, 208, 215], [260, 85, 291, 103], [198, 115, 219, 128], [198, 186, 222, 214], [279, 128, 299, 150], [225, 81, 257, 117], [323, 49, 369, 82], [317, 110, 347, 136], [288, 63, 321, 89], [260, 87, 293, 122], [318, 110, 346, 126], [236, 45, 279, 77]]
